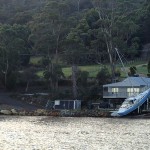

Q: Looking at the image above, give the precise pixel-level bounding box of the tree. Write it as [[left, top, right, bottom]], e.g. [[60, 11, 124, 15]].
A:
[[77, 70, 89, 87], [87, 0, 141, 81], [63, 31, 88, 98], [42, 57, 64, 93], [96, 66, 111, 98], [128, 66, 137, 76], [77, 70, 89, 99], [96, 66, 111, 86], [0, 24, 30, 88], [29, 0, 70, 63], [22, 67, 38, 92], [137, 0, 150, 44]]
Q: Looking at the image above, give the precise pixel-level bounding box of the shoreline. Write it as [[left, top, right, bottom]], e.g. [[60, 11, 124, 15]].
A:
[[1, 105, 150, 118], [0, 108, 111, 117]]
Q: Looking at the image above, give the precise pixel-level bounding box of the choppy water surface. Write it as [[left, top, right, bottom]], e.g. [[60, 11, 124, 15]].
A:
[[0, 116, 150, 150]]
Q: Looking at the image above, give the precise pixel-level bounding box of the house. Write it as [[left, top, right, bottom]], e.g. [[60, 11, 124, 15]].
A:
[[54, 100, 81, 110], [103, 77, 150, 99]]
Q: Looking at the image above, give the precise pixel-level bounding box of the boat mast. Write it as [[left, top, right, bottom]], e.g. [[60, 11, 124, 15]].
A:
[[115, 48, 134, 90]]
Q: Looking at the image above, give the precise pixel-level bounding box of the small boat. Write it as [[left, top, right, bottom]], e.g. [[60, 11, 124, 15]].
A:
[[117, 88, 150, 116]]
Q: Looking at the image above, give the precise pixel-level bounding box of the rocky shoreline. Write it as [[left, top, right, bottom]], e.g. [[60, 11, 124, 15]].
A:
[[1, 104, 150, 118], [0, 104, 111, 117]]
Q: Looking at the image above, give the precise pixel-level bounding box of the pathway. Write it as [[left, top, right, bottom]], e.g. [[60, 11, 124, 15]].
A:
[[0, 91, 42, 111]]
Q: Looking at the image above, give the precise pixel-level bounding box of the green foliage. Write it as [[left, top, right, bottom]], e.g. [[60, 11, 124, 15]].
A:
[[77, 70, 89, 87], [41, 57, 51, 67], [22, 67, 38, 82], [30, 57, 42, 65], [6, 72, 18, 90], [129, 66, 137, 76], [0, 0, 149, 92], [0, 24, 30, 88], [115, 69, 121, 78], [96, 66, 111, 85]]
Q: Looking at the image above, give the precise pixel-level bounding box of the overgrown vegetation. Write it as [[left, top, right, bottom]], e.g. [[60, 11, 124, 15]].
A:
[[0, 0, 149, 101]]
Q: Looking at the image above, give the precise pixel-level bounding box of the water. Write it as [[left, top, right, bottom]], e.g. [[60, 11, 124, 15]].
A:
[[0, 116, 150, 150]]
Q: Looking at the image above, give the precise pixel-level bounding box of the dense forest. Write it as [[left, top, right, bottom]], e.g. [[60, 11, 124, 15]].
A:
[[0, 0, 150, 100]]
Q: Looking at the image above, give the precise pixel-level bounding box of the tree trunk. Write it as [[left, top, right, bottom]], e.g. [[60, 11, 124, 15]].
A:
[[105, 35, 116, 82], [55, 24, 61, 64], [77, 0, 81, 12], [4, 59, 9, 89], [72, 64, 78, 99], [25, 81, 29, 92], [55, 34, 60, 64]]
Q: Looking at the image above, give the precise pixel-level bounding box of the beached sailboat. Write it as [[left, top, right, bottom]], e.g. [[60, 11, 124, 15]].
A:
[[117, 88, 150, 116]]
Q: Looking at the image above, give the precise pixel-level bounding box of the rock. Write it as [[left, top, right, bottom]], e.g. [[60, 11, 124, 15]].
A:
[[35, 109, 48, 116], [0, 110, 12, 115], [11, 109, 18, 115], [19, 111, 26, 116]]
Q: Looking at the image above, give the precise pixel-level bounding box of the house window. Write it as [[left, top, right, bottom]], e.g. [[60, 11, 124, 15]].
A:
[[127, 88, 139, 96], [112, 88, 119, 93], [127, 88, 139, 93]]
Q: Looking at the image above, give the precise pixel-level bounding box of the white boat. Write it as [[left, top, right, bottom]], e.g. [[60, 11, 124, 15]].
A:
[[117, 88, 150, 116]]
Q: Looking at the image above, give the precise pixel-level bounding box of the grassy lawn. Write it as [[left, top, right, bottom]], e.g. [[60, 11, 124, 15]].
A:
[[118, 63, 148, 78], [136, 64, 148, 75], [63, 65, 103, 78], [37, 65, 103, 78], [36, 61, 148, 78], [30, 56, 42, 65], [36, 71, 44, 78], [63, 62, 148, 78]]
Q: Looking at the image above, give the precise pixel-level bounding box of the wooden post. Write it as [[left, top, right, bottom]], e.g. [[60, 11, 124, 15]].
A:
[[147, 98, 149, 110], [72, 65, 78, 99], [138, 106, 140, 114]]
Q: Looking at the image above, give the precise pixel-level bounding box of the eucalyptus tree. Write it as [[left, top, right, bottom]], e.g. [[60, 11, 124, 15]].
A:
[[85, 0, 142, 81], [29, 0, 70, 62], [63, 39, 86, 99], [137, 0, 150, 45], [63, 26, 89, 98], [65, 0, 92, 12], [23, 67, 38, 92], [0, 24, 30, 88], [0, 0, 46, 24], [42, 57, 64, 92]]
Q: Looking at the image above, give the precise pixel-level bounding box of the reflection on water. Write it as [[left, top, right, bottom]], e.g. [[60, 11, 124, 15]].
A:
[[0, 116, 150, 150]]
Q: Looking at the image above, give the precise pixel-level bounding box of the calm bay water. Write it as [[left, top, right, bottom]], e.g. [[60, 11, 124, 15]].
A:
[[0, 116, 150, 150]]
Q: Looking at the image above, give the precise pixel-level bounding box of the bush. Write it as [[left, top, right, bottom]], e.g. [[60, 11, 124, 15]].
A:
[[128, 66, 137, 76], [96, 66, 111, 85], [6, 72, 18, 90], [147, 73, 150, 78]]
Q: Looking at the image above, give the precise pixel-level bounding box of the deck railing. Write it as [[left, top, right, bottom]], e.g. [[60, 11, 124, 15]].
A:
[[103, 92, 140, 98]]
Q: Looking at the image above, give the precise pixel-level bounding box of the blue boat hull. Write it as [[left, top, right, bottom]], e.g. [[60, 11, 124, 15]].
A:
[[118, 89, 150, 116]]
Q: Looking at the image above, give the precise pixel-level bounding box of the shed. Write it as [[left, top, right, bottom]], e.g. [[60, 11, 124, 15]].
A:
[[54, 100, 81, 110]]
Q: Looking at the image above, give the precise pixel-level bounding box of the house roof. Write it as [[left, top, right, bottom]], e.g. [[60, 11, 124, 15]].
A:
[[103, 77, 150, 87]]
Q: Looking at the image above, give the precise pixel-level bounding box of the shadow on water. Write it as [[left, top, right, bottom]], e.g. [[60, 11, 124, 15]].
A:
[[32, 116, 74, 126], [0, 116, 7, 121], [0, 115, 24, 121]]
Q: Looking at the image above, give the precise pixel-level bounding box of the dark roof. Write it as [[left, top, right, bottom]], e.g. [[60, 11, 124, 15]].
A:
[[103, 77, 150, 87]]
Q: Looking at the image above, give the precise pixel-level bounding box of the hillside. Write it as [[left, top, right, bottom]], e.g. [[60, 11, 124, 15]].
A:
[[0, 0, 150, 100]]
